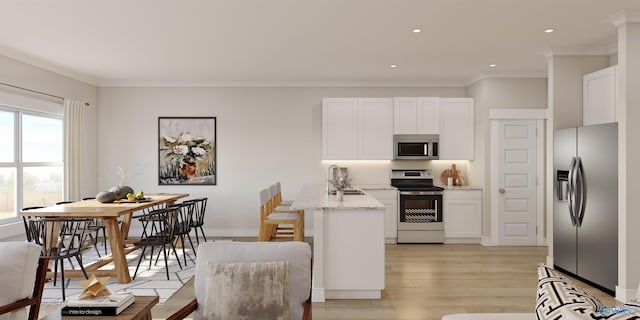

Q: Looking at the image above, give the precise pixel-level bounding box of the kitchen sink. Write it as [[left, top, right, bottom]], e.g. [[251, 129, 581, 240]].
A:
[[329, 189, 365, 195]]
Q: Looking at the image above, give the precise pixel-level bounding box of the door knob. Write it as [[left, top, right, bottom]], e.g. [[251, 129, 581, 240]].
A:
[[499, 188, 506, 194]]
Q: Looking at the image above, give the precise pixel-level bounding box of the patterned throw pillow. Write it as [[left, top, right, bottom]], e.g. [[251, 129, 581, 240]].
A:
[[535, 264, 604, 320], [203, 261, 290, 320]]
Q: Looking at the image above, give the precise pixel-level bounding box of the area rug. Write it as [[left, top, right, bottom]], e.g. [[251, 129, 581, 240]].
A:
[[42, 243, 196, 304]]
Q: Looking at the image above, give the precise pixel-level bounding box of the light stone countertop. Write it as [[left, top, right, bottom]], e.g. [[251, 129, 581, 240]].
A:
[[290, 184, 385, 210]]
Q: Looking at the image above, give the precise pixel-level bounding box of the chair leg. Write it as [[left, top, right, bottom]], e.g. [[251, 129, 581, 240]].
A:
[[192, 227, 200, 245], [53, 259, 59, 286], [132, 245, 147, 280], [169, 241, 183, 270], [199, 226, 207, 242], [101, 228, 108, 255], [180, 235, 188, 266], [186, 233, 197, 256], [161, 244, 170, 280], [76, 255, 89, 279], [88, 233, 101, 257], [60, 259, 66, 301]]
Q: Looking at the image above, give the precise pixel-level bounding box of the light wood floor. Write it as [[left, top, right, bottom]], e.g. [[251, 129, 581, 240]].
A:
[[151, 243, 617, 320]]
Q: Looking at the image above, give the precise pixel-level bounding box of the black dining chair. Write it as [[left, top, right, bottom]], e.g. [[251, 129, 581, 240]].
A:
[[183, 198, 208, 245], [172, 202, 197, 265], [57, 200, 107, 257], [23, 216, 91, 300], [132, 207, 182, 280]]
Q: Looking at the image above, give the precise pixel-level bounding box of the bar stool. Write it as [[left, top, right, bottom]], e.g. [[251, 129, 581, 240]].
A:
[[258, 189, 303, 242]]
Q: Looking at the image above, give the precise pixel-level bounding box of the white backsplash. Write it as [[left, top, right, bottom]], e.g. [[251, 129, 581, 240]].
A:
[[321, 160, 470, 186]]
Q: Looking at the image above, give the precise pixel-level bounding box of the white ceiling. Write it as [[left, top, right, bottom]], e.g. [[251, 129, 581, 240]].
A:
[[1, 0, 639, 87]]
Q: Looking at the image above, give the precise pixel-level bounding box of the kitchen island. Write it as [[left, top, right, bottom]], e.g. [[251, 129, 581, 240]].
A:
[[290, 184, 386, 302]]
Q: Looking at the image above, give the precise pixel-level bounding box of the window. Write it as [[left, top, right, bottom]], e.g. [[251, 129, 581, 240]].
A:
[[0, 107, 63, 222]]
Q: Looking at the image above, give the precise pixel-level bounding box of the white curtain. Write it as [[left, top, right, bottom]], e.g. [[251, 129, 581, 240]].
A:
[[63, 99, 85, 201]]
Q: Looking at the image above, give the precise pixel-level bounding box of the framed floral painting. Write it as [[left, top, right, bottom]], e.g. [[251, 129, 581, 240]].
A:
[[158, 117, 216, 185]]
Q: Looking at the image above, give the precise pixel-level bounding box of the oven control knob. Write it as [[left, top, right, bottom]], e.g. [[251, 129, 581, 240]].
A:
[[499, 188, 506, 194]]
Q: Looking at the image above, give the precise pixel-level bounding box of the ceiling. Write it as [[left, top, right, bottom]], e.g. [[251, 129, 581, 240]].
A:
[[1, 0, 639, 87]]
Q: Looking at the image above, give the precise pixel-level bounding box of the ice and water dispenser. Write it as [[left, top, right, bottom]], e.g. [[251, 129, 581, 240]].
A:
[[557, 170, 569, 201]]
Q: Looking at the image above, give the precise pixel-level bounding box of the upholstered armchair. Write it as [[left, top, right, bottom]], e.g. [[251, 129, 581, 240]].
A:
[[167, 241, 312, 320], [0, 241, 49, 320]]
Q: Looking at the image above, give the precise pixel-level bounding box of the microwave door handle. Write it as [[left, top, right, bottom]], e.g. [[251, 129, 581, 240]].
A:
[[424, 143, 428, 156]]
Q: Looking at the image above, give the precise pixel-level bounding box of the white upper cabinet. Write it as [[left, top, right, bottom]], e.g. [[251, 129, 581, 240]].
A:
[[323, 98, 359, 160], [323, 98, 393, 160], [358, 98, 394, 159], [439, 98, 475, 160], [394, 97, 440, 134], [583, 65, 616, 126]]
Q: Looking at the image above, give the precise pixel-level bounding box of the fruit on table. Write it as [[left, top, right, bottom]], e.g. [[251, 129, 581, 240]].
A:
[[126, 193, 137, 201], [136, 190, 144, 199]]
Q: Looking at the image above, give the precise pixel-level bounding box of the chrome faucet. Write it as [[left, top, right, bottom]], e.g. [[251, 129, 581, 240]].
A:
[[327, 164, 339, 194]]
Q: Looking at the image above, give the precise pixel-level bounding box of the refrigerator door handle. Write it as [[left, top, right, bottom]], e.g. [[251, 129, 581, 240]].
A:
[[567, 157, 578, 226], [576, 157, 587, 227]]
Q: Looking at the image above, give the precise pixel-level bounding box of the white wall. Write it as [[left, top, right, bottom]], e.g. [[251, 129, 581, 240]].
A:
[[97, 86, 467, 237], [467, 78, 548, 238]]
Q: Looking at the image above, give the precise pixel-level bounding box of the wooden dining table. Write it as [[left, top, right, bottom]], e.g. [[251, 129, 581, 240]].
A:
[[19, 193, 189, 284]]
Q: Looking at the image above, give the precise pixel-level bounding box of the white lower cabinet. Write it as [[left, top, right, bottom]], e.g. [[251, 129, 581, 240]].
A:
[[365, 189, 398, 243], [444, 189, 481, 243]]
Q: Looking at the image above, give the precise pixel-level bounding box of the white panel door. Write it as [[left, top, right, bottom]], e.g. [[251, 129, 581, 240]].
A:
[[497, 119, 537, 245]]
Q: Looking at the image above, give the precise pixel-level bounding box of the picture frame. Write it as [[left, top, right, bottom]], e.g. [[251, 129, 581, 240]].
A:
[[158, 117, 216, 185]]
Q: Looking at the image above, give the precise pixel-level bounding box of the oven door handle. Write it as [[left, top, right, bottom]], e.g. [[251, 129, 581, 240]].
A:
[[399, 191, 443, 196]]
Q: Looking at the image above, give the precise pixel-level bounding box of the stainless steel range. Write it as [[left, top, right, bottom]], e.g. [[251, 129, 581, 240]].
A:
[[391, 169, 444, 243]]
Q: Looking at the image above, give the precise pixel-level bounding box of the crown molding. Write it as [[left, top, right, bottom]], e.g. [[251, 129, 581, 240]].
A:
[[543, 46, 612, 58], [466, 72, 548, 87], [97, 79, 470, 88], [607, 10, 640, 27]]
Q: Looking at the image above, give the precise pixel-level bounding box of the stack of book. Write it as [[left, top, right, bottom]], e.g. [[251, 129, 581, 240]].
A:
[[61, 293, 135, 316]]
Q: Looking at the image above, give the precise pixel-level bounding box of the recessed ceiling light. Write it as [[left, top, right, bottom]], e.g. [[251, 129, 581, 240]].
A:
[[544, 28, 555, 33], [390, 64, 398, 68], [412, 28, 422, 33], [489, 64, 497, 68]]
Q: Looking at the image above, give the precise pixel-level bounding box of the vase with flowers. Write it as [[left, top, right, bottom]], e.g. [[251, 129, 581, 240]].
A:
[[328, 176, 352, 201]]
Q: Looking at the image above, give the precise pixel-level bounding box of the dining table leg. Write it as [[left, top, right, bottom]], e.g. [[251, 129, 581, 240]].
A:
[[103, 217, 131, 284]]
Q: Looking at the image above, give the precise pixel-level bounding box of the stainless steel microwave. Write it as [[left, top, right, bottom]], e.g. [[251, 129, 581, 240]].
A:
[[393, 134, 439, 160]]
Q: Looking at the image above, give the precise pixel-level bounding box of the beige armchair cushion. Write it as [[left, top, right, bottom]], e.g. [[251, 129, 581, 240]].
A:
[[203, 261, 290, 320], [193, 242, 311, 320], [0, 241, 42, 320]]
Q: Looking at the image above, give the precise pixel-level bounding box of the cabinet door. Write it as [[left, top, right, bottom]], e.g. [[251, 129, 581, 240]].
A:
[[366, 189, 398, 242], [583, 65, 616, 126], [440, 98, 475, 160], [359, 98, 394, 160], [444, 190, 481, 239], [394, 97, 440, 134], [323, 98, 358, 160], [394, 97, 418, 134], [417, 97, 440, 134]]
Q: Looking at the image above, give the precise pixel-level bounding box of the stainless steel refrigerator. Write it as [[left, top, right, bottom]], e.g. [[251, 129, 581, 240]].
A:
[[554, 122, 618, 294]]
